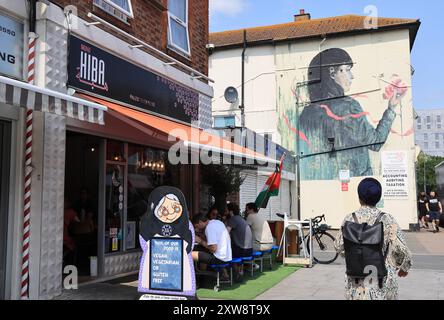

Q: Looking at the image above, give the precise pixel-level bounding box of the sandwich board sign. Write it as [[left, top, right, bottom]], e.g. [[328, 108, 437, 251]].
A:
[[138, 186, 196, 300]]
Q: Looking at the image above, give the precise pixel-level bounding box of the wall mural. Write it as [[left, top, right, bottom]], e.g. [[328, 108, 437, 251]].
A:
[[277, 47, 412, 181]]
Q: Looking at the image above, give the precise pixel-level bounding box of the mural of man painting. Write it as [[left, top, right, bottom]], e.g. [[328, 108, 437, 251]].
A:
[[299, 48, 407, 180]]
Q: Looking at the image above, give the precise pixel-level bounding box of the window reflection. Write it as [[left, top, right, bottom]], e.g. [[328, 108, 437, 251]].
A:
[[126, 145, 180, 250]]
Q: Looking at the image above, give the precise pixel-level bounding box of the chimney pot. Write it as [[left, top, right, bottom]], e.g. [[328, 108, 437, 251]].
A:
[[294, 10, 311, 22]]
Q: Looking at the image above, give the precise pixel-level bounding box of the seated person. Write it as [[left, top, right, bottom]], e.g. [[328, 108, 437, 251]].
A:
[[207, 206, 221, 221], [225, 203, 253, 258], [225, 203, 253, 281], [192, 215, 232, 279], [73, 188, 95, 234], [245, 202, 274, 252], [63, 199, 80, 266]]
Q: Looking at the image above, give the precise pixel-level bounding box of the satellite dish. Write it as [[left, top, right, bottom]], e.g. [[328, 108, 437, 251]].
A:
[[224, 87, 239, 104]]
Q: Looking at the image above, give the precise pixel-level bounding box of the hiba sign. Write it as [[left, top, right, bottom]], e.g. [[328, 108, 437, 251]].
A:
[[138, 186, 196, 300], [0, 13, 24, 79], [78, 43, 107, 91], [67, 35, 200, 124]]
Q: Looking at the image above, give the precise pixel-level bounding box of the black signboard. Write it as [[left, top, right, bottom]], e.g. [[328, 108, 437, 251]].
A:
[[67, 35, 199, 124]]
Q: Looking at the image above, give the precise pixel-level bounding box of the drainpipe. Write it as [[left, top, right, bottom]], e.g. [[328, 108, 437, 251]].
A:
[[240, 30, 247, 128]]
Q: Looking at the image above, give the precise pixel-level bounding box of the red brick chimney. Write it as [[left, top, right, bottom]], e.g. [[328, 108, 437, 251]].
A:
[[294, 9, 311, 22]]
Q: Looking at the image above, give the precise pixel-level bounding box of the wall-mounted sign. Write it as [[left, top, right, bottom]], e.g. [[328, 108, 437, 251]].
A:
[[0, 13, 24, 79], [67, 35, 199, 124], [341, 182, 349, 192], [381, 151, 409, 199], [339, 170, 350, 182]]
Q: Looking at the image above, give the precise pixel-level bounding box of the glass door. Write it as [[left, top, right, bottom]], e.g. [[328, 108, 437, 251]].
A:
[[0, 120, 11, 300]]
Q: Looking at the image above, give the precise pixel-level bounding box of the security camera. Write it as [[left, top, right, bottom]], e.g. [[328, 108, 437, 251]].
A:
[[206, 43, 215, 55]]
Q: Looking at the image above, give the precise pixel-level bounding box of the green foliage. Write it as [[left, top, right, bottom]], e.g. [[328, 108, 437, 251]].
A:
[[416, 152, 444, 193], [201, 164, 245, 210]]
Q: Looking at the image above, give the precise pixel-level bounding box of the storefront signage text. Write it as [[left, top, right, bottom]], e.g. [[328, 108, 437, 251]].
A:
[[0, 13, 24, 79], [68, 35, 199, 124]]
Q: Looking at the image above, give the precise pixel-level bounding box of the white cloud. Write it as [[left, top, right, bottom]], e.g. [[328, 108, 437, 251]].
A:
[[210, 0, 247, 18]]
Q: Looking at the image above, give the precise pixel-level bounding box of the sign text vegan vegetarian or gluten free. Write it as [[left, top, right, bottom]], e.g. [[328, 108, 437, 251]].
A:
[[67, 35, 199, 124]]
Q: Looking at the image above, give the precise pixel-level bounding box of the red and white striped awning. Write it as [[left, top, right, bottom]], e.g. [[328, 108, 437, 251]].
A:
[[0, 76, 107, 124]]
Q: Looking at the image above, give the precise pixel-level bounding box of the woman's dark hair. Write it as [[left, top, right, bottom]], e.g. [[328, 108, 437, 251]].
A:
[[246, 202, 258, 213], [192, 214, 208, 225], [206, 206, 218, 218], [227, 203, 240, 216], [307, 48, 353, 102]]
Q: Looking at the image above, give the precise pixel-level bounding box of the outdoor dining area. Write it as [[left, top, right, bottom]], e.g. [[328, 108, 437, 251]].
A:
[[191, 202, 293, 294]]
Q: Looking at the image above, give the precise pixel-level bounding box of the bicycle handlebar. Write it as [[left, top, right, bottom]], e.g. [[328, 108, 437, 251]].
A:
[[311, 214, 325, 224]]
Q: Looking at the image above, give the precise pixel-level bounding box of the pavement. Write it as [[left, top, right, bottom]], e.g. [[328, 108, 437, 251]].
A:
[[55, 228, 444, 300], [256, 228, 444, 300]]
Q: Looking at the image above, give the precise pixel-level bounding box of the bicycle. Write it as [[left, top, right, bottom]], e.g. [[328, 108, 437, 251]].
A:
[[304, 214, 339, 264]]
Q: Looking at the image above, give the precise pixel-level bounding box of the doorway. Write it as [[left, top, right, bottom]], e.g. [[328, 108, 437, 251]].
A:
[[64, 131, 101, 281], [0, 120, 11, 300]]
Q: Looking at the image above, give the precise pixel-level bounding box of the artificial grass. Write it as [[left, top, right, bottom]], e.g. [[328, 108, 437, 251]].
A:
[[197, 264, 300, 300]]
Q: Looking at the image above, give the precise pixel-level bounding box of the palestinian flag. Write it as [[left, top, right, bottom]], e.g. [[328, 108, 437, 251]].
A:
[[255, 156, 284, 209]]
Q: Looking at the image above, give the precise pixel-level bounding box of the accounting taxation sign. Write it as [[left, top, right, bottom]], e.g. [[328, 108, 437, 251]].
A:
[[381, 151, 409, 199], [0, 13, 24, 79]]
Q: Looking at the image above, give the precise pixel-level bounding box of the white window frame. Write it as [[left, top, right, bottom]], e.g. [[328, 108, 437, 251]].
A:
[[167, 0, 191, 57], [102, 0, 134, 18]]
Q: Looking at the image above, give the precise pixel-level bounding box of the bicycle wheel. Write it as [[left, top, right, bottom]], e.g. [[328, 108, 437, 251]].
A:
[[306, 231, 338, 264]]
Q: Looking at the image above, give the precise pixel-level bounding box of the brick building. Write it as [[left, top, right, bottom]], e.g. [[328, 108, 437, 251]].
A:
[[0, 0, 282, 300], [0, 0, 278, 300]]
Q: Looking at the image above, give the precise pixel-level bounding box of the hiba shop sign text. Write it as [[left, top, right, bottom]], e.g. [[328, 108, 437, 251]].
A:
[[78, 43, 108, 91], [67, 35, 200, 124]]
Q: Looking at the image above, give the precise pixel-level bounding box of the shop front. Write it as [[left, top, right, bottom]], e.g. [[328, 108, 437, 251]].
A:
[[63, 34, 278, 282], [0, 9, 25, 300]]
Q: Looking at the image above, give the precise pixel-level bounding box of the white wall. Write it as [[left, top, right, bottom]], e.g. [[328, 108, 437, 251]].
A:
[[209, 46, 280, 142], [210, 28, 418, 229]]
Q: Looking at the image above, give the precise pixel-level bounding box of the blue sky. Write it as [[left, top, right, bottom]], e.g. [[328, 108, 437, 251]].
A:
[[209, 0, 444, 109]]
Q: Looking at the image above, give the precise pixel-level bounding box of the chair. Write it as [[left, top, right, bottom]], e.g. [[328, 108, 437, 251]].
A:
[[261, 248, 274, 270], [241, 256, 256, 277], [252, 251, 264, 272], [209, 263, 232, 292]]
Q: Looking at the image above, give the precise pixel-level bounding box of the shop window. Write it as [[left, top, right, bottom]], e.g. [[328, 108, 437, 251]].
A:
[[167, 0, 190, 56], [105, 164, 125, 253], [107, 140, 125, 162], [126, 144, 181, 250]]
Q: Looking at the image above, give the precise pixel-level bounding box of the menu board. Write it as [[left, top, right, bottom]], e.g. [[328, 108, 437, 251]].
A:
[[149, 238, 183, 292]]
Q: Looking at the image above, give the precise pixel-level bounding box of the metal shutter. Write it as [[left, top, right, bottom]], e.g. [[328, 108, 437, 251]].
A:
[[280, 180, 291, 218], [240, 173, 257, 213]]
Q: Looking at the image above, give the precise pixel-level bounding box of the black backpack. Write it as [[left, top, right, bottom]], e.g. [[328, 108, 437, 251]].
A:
[[342, 212, 389, 287]]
